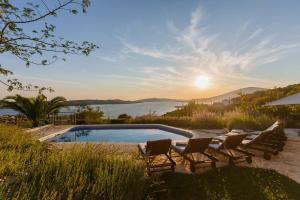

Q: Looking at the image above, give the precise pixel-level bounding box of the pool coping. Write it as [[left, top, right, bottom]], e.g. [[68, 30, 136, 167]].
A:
[[39, 124, 194, 142]]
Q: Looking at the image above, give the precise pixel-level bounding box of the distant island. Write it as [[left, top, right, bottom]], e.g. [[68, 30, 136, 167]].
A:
[[64, 98, 186, 106], [64, 87, 266, 106]]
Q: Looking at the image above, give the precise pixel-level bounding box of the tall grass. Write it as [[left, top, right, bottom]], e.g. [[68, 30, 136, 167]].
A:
[[0, 125, 47, 177], [127, 111, 276, 130], [0, 125, 146, 200], [224, 111, 276, 130]]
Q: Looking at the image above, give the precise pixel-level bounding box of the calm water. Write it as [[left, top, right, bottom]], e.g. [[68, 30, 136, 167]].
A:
[[0, 101, 185, 118], [50, 129, 188, 143]]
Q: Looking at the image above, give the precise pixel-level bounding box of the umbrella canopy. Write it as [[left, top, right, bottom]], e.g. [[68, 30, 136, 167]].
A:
[[266, 92, 300, 106]]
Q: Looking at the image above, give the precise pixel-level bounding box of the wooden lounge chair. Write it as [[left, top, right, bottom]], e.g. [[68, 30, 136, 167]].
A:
[[239, 125, 282, 160], [208, 134, 253, 165], [171, 138, 218, 172], [263, 121, 286, 148], [138, 139, 176, 176], [232, 121, 286, 150]]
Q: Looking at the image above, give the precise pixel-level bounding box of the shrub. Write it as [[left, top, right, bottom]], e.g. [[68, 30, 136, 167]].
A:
[[76, 106, 104, 124], [118, 113, 132, 119]]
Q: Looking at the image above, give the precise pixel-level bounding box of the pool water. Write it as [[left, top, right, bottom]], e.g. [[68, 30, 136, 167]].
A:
[[50, 129, 188, 143]]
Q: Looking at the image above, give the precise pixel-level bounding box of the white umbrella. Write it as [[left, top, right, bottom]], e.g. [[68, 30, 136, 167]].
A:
[[266, 92, 300, 106]]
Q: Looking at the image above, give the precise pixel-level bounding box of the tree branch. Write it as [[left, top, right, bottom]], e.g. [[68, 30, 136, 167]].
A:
[[0, 0, 75, 40]]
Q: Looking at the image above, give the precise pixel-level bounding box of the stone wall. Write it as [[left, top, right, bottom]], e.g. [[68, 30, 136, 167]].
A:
[[0, 115, 29, 125]]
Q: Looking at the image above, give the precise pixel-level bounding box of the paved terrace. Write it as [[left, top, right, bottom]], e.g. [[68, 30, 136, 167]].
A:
[[27, 125, 300, 183]]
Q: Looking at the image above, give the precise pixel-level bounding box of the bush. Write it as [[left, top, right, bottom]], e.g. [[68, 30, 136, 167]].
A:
[[118, 113, 132, 119], [76, 106, 104, 124]]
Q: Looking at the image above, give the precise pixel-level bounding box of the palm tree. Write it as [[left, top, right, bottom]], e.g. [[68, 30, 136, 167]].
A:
[[1, 94, 66, 127]]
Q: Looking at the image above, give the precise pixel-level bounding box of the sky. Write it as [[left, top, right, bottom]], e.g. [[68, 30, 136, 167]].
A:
[[1, 0, 300, 100]]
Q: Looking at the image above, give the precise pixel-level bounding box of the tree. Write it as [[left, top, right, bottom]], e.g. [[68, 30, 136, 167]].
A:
[[0, 0, 98, 92], [1, 94, 66, 127]]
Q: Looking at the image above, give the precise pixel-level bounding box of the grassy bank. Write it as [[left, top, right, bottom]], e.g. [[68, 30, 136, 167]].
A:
[[1, 124, 300, 200], [0, 125, 145, 200]]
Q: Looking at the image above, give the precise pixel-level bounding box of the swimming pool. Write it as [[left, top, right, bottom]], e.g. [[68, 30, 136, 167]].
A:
[[48, 124, 192, 143]]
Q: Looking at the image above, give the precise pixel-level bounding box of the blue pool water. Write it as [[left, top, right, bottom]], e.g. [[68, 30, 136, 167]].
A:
[[50, 129, 188, 143]]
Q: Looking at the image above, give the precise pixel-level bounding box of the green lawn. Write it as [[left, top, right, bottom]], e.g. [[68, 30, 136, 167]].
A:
[[1, 124, 300, 200], [147, 167, 300, 200]]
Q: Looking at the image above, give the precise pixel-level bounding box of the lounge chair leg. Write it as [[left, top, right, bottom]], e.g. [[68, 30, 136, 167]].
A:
[[246, 156, 252, 164], [211, 161, 216, 168], [190, 164, 195, 172], [229, 158, 235, 165], [263, 152, 271, 160], [147, 166, 151, 176]]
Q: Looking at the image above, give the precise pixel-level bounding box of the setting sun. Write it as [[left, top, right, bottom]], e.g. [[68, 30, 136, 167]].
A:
[[195, 75, 210, 89]]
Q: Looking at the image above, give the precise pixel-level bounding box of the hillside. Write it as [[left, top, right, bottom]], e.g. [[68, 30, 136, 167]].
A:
[[232, 83, 300, 106], [195, 87, 267, 104]]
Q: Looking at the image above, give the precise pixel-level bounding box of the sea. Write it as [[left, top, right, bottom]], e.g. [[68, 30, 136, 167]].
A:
[[0, 101, 185, 118]]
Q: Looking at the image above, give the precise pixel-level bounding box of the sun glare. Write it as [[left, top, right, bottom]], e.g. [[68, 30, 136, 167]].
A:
[[195, 75, 210, 89]]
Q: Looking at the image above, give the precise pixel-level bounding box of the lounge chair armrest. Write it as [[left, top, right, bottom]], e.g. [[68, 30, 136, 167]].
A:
[[138, 143, 147, 155], [213, 135, 227, 141], [231, 129, 244, 133], [175, 141, 188, 146], [211, 139, 222, 144]]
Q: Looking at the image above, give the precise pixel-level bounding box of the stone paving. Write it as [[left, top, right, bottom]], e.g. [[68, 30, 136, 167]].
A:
[[30, 125, 300, 183]]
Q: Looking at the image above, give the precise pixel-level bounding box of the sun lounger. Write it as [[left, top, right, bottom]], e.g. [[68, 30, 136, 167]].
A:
[[208, 134, 253, 165], [171, 138, 218, 172], [231, 121, 285, 154], [138, 139, 176, 176], [232, 121, 286, 149], [238, 124, 284, 160]]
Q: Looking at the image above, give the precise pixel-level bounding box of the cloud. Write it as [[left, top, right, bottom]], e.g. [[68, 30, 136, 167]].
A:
[[166, 20, 178, 33], [118, 3, 300, 89], [14, 74, 80, 85], [94, 55, 118, 62]]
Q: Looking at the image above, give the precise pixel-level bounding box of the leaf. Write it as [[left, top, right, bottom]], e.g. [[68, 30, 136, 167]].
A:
[[41, 60, 47, 65], [8, 23, 16, 31], [71, 9, 78, 14]]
